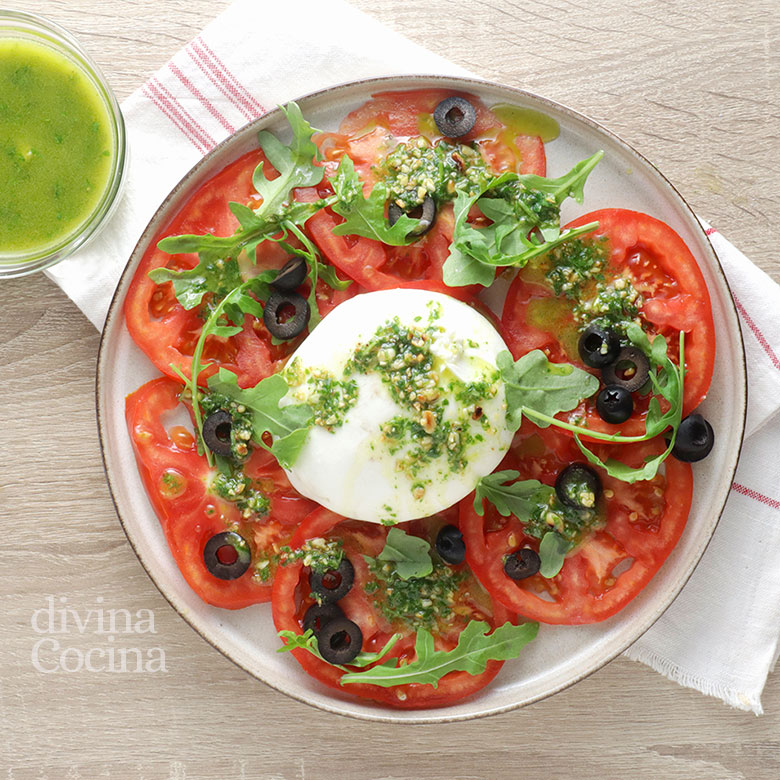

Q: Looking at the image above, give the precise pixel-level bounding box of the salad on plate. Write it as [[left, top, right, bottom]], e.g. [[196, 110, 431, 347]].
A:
[[122, 89, 716, 709]]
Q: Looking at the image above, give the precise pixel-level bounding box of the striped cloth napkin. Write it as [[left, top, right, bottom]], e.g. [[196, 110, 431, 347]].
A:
[[46, 0, 780, 713]]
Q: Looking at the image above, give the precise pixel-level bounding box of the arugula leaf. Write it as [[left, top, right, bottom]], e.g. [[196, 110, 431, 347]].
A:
[[473, 470, 554, 518], [268, 220, 351, 332], [573, 329, 685, 483], [148, 256, 244, 310], [538, 531, 570, 578], [473, 473, 572, 580], [499, 330, 686, 483], [153, 101, 332, 309], [498, 349, 599, 431], [442, 152, 603, 287], [340, 620, 539, 688], [254, 102, 324, 202], [277, 629, 401, 670], [207, 367, 313, 469], [364, 527, 433, 581], [330, 155, 423, 246]]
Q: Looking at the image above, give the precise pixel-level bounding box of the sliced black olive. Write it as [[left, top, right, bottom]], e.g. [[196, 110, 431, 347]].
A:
[[600, 346, 650, 393], [309, 557, 355, 603], [672, 413, 715, 462], [271, 256, 308, 292], [202, 409, 233, 457], [303, 602, 345, 635], [433, 96, 477, 138], [578, 324, 621, 369], [504, 548, 541, 581], [203, 531, 251, 580], [263, 290, 310, 340], [387, 194, 437, 238], [555, 463, 601, 509], [596, 384, 634, 424], [435, 524, 466, 565], [316, 617, 363, 665]]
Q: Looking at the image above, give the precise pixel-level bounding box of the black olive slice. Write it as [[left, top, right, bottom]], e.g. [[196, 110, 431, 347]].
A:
[[271, 256, 308, 292], [303, 603, 345, 635], [435, 524, 466, 565], [600, 346, 650, 392], [672, 413, 715, 462], [504, 548, 541, 581], [578, 324, 621, 369], [596, 384, 634, 424], [263, 290, 310, 340], [316, 617, 363, 665], [433, 96, 477, 138], [203, 531, 251, 580], [555, 463, 602, 509], [202, 409, 233, 457], [387, 194, 437, 238], [309, 557, 355, 603]]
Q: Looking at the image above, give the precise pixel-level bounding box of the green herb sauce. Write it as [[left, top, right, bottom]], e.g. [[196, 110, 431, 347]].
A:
[[522, 490, 601, 545], [285, 358, 359, 431], [212, 470, 271, 519], [381, 137, 491, 209], [0, 37, 114, 254], [539, 237, 643, 334], [199, 391, 255, 460], [344, 306, 499, 485], [364, 557, 466, 631]]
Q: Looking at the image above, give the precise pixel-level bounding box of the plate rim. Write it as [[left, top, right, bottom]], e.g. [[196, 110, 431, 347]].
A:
[[96, 73, 748, 723]]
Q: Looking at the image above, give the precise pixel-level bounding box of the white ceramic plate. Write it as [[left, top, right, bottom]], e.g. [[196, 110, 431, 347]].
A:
[[97, 75, 746, 723]]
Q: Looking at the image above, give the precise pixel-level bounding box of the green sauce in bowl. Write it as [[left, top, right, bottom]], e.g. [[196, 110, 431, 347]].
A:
[[0, 11, 126, 278]]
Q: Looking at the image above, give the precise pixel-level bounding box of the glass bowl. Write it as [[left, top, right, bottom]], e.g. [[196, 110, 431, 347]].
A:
[[0, 10, 127, 278]]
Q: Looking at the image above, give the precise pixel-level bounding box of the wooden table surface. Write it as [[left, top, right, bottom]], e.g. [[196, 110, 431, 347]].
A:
[[2, 1, 778, 778]]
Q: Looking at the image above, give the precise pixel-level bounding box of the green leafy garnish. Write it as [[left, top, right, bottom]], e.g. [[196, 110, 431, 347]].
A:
[[277, 629, 401, 670], [538, 531, 570, 578], [330, 155, 425, 246], [207, 368, 313, 469], [340, 620, 539, 688], [442, 152, 604, 287], [473, 469, 554, 518], [364, 527, 433, 581], [148, 256, 244, 311], [498, 349, 600, 431], [573, 327, 685, 483], [499, 327, 685, 483], [473, 472, 573, 579], [150, 102, 343, 314]]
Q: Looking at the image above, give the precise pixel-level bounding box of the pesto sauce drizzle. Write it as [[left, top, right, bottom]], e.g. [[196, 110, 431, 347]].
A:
[[382, 137, 491, 209], [364, 557, 467, 631], [522, 489, 602, 545], [541, 237, 644, 334], [285, 359, 359, 431], [344, 303, 499, 489], [199, 390, 254, 460]]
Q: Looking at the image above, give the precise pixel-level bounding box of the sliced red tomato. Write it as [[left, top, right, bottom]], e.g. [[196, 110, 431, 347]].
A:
[[501, 209, 715, 437], [306, 89, 546, 294], [271, 506, 515, 709], [460, 421, 693, 624], [123, 150, 355, 389], [125, 377, 317, 608]]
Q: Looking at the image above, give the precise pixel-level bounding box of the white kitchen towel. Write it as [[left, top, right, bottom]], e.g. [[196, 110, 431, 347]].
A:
[[44, 0, 780, 713]]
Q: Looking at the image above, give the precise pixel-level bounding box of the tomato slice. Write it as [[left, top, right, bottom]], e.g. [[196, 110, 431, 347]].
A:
[[125, 377, 317, 608], [460, 421, 693, 624], [501, 209, 716, 437], [123, 150, 355, 388], [271, 506, 515, 709], [307, 89, 546, 294]]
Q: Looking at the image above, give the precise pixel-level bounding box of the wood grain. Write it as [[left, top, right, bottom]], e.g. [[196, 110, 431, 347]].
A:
[[1, 1, 778, 778]]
